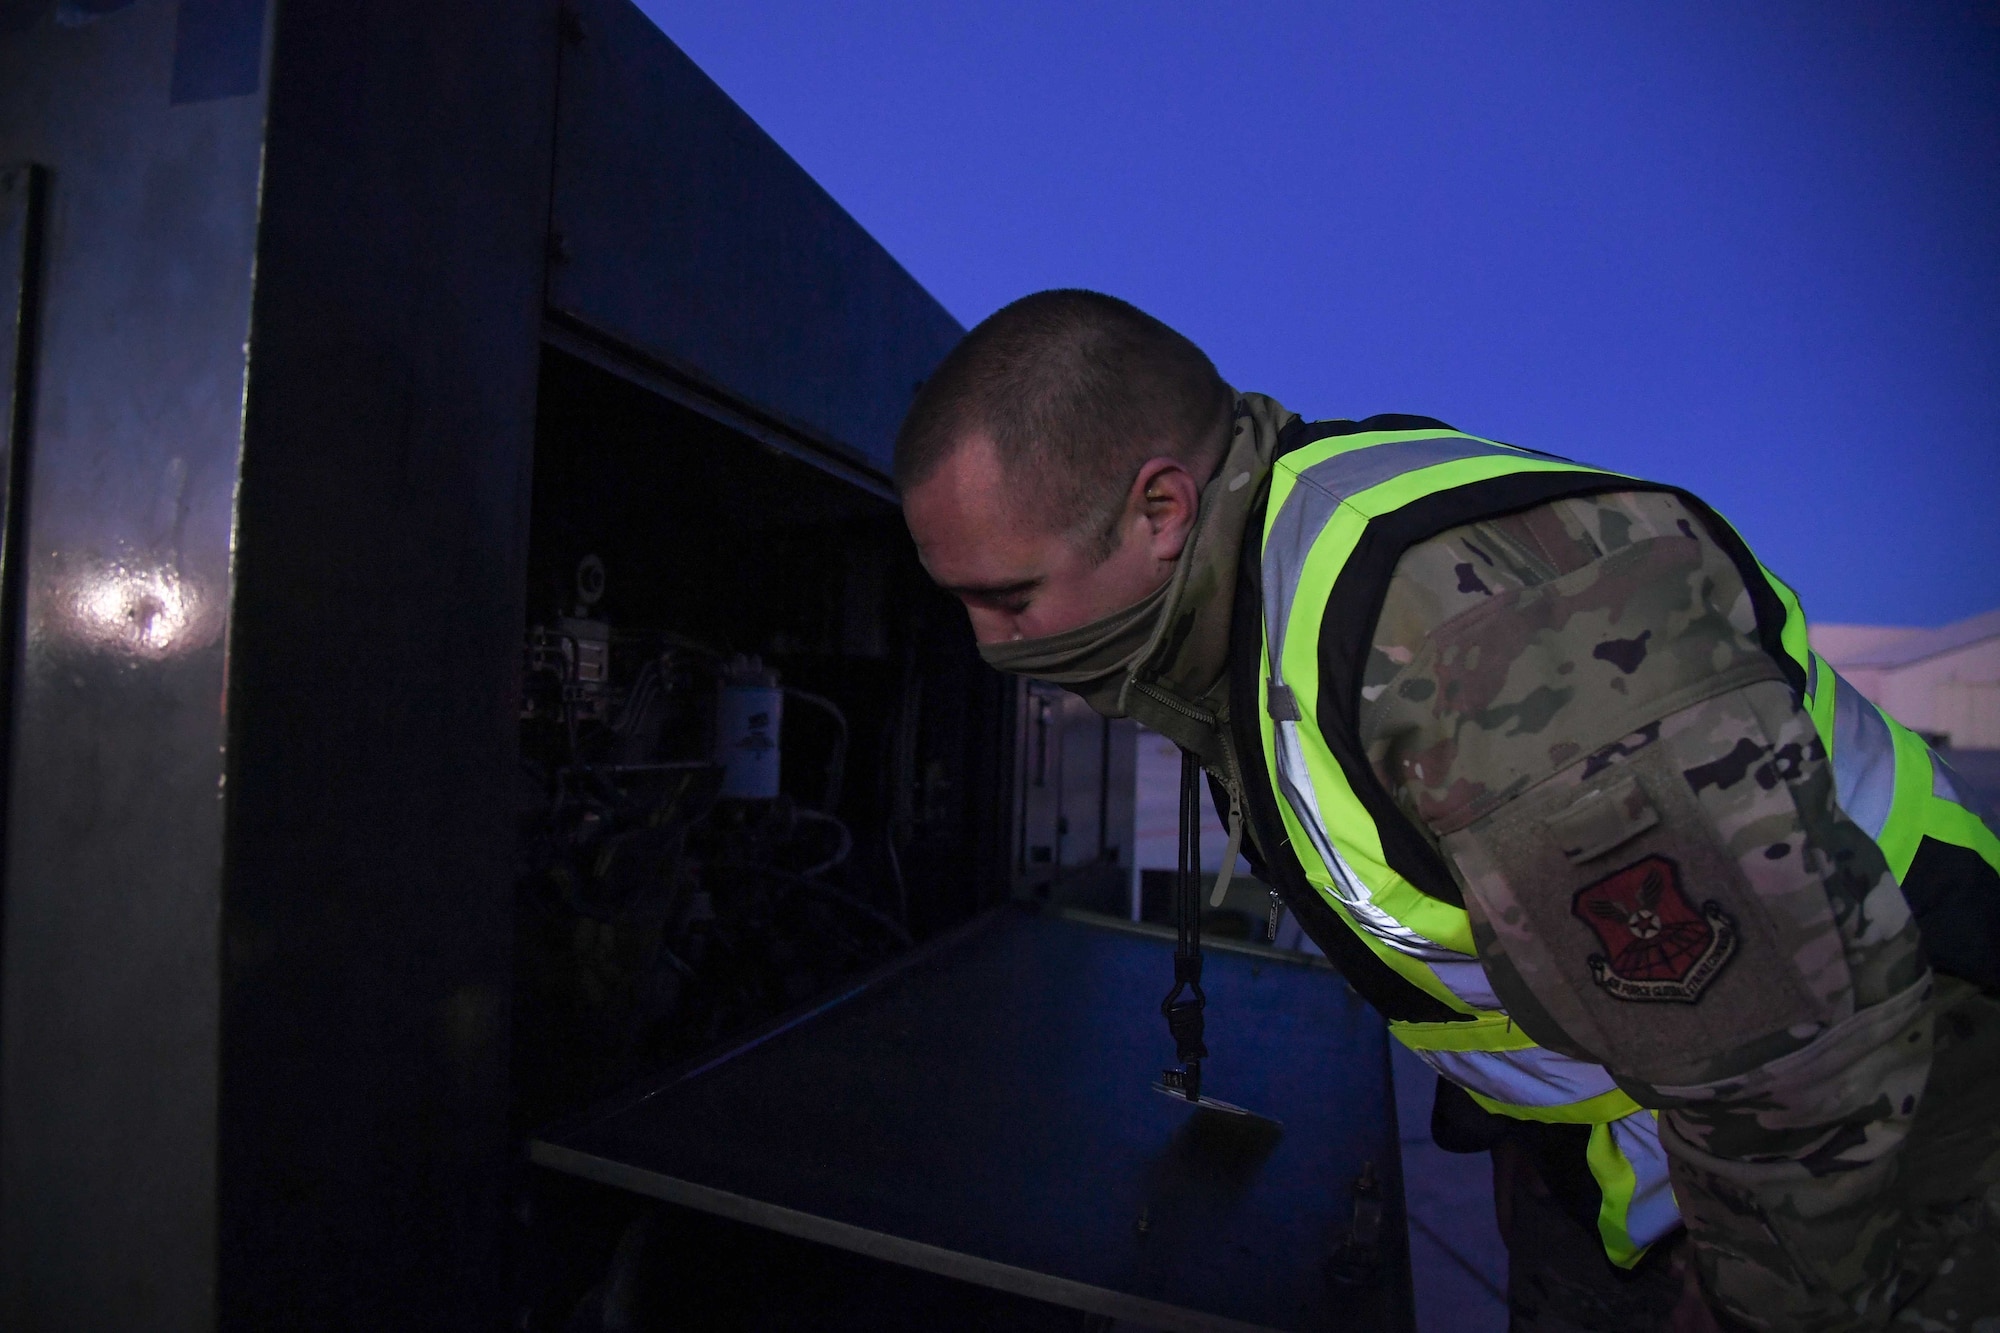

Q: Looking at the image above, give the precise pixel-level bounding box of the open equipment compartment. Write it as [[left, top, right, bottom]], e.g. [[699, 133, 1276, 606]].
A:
[[511, 342, 1013, 1138], [510, 341, 1055, 1328], [510, 0, 1017, 1149]]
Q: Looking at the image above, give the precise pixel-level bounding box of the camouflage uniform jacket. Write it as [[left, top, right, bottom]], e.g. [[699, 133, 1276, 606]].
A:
[[1362, 488, 2000, 1328]]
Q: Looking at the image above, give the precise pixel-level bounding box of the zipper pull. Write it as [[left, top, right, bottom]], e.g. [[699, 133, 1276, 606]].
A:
[[1267, 887, 1283, 943]]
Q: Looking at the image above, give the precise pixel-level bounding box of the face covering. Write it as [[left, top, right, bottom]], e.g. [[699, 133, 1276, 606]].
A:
[[977, 577, 1168, 696], [977, 392, 1295, 771]]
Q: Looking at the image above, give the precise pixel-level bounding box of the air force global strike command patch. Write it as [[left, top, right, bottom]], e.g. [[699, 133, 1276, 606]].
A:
[[1571, 855, 1737, 1003]]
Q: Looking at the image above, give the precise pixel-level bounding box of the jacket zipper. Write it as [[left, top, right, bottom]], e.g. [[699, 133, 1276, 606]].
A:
[[1130, 679, 1216, 728]]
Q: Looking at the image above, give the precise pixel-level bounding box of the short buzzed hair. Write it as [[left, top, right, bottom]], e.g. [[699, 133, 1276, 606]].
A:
[[895, 290, 1233, 561]]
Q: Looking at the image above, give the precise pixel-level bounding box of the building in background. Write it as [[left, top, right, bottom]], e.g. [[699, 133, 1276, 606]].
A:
[[1814, 608, 2000, 750], [1813, 608, 2000, 810]]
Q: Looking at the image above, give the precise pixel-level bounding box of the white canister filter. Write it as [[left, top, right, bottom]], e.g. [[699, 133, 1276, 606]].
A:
[[715, 679, 783, 799]]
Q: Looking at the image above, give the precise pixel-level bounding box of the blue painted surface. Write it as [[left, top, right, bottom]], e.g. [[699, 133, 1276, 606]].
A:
[[169, 0, 263, 103], [546, 909, 1415, 1330], [550, 0, 963, 476]]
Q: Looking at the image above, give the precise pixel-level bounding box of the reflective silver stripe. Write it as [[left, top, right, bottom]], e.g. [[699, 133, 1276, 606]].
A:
[[1414, 1044, 1621, 1109], [1934, 753, 1961, 803], [1831, 670, 1897, 840], [1426, 956, 1503, 1013], [1608, 1113, 1682, 1248], [1931, 747, 2000, 830], [1262, 434, 1529, 680], [1260, 471, 1343, 683], [1274, 724, 1453, 960], [1290, 434, 1529, 506], [1272, 718, 1503, 1011]]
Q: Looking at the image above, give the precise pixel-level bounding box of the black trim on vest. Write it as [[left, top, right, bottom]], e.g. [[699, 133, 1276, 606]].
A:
[[1313, 467, 1812, 913], [1225, 428, 1471, 1026], [1302, 412, 1457, 440], [1676, 492, 1805, 697], [1902, 835, 2000, 992]]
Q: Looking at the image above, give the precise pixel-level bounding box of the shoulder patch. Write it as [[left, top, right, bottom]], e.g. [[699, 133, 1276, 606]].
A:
[[1571, 855, 1737, 1003]]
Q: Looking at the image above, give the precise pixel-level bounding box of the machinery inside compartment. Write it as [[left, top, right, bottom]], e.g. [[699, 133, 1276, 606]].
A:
[[511, 346, 1011, 1142]]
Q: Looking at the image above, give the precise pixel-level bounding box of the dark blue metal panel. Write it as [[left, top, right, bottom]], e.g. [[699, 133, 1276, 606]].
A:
[[548, 0, 963, 478], [1, 0, 559, 1326], [536, 909, 1415, 1332], [0, 4, 267, 1326], [214, 0, 557, 1327]]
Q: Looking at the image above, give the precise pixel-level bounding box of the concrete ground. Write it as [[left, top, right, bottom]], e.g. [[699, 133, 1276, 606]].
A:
[[1392, 1043, 1508, 1332]]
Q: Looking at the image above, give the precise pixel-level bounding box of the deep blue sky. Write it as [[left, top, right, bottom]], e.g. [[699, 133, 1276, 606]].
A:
[[638, 1, 1999, 626]]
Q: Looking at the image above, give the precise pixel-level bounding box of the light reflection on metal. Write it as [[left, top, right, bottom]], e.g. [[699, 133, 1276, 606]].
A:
[[58, 559, 217, 660]]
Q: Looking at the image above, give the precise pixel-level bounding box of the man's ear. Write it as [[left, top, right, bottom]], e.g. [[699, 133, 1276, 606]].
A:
[[1127, 457, 1204, 563]]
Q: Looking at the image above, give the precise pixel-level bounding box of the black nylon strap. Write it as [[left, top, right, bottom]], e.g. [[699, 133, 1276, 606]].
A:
[[1159, 748, 1208, 1099], [1902, 834, 2000, 991]]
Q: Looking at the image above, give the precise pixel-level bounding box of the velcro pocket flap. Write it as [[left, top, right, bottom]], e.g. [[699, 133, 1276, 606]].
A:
[[1543, 775, 1660, 864]]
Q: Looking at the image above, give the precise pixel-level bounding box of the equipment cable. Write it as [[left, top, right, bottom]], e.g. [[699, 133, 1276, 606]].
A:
[[783, 687, 849, 813], [716, 863, 915, 947], [792, 807, 853, 878]]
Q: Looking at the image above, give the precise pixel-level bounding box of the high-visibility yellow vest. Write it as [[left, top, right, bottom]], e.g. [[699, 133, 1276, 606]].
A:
[[1233, 420, 2000, 1268]]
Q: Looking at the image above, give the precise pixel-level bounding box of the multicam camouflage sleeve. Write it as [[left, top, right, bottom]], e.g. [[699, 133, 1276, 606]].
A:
[[1359, 490, 2000, 1329]]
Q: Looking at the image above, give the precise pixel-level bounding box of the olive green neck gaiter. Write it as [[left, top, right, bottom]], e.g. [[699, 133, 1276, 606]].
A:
[[978, 392, 1295, 772], [973, 578, 1170, 694]]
